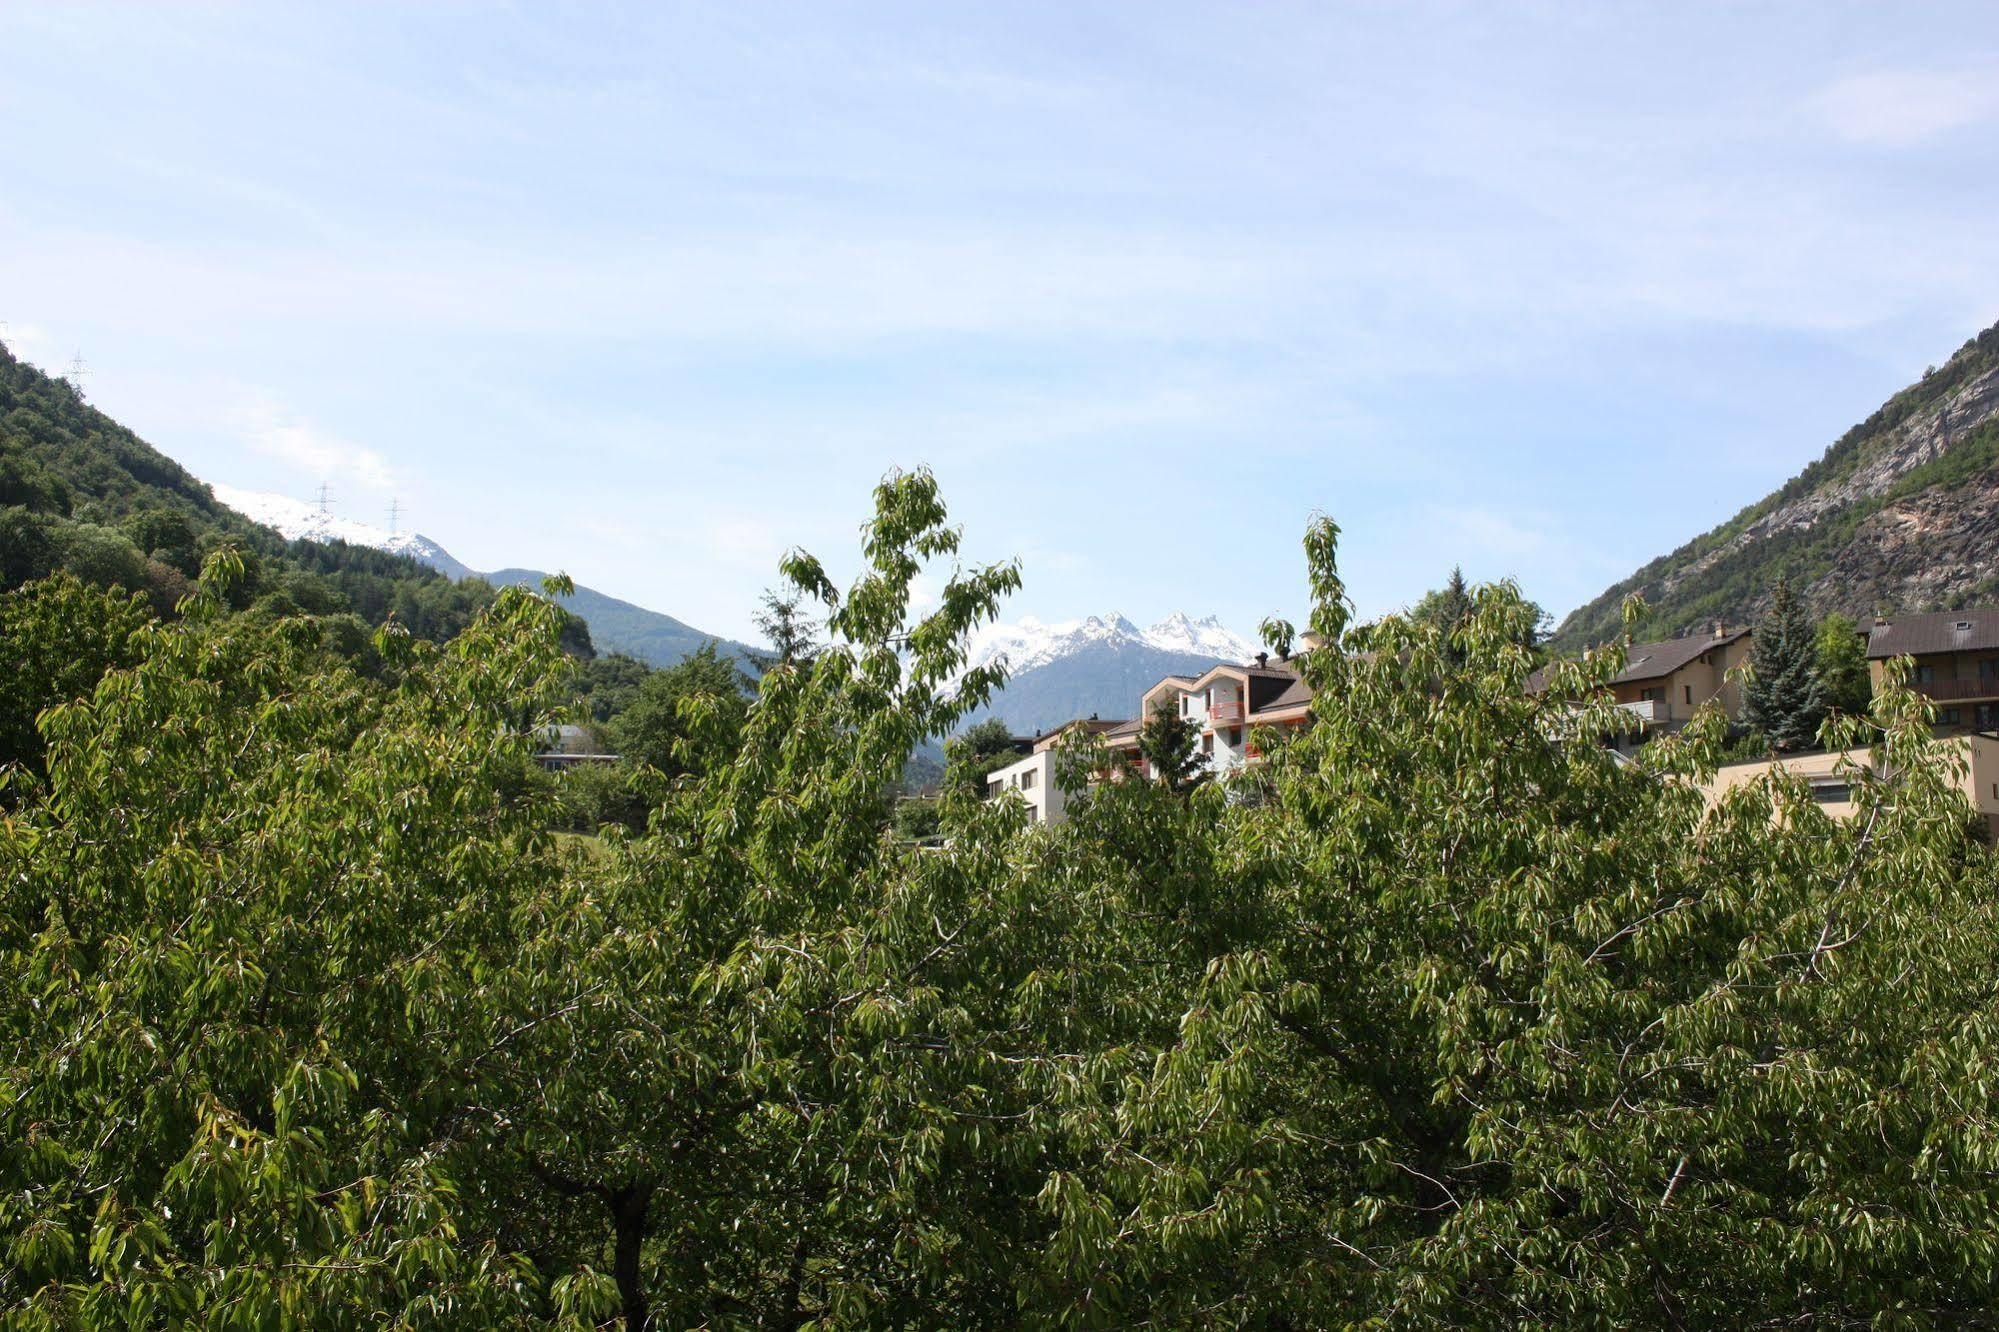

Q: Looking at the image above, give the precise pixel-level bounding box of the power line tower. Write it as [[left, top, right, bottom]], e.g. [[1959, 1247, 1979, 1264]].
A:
[[64, 352, 90, 398], [316, 483, 334, 517], [387, 498, 401, 534]]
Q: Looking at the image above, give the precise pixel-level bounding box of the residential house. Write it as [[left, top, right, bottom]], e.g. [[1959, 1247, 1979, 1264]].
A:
[[983, 747, 1069, 824], [1865, 609, 1999, 731], [1097, 649, 1317, 781], [1530, 624, 1751, 744], [1704, 734, 1999, 841]]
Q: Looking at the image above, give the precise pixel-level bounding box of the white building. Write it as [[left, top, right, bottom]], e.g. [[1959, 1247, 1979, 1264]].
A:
[[984, 747, 1072, 825]]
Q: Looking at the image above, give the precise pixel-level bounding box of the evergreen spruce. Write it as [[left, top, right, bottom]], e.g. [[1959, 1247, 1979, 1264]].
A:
[[1137, 697, 1207, 792], [1742, 575, 1826, 750]]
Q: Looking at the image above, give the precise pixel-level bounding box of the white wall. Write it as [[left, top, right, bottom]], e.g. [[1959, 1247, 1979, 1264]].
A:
[[984, 749, 1071, 825]]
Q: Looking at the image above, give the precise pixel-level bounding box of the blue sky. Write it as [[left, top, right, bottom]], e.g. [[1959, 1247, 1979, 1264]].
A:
[[4, 3, 1999, 640]]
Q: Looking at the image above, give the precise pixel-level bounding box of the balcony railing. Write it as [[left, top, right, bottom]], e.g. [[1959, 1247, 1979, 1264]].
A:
[[1915, 678, 1999, 702], [1619, 699, 1672, 725], [1209, 700, 1245, 725]]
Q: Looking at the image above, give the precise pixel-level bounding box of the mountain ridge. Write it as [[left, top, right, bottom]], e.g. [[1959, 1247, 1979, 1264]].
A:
[[959, 613, 1259, 734], [1553, 319, 1999, 648], [216, 485, 755, 668]]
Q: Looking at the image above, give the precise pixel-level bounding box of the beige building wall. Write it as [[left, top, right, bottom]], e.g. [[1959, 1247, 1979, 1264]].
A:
[[1614, 634, 1751, 723], [1704, 735, 1999, 835]]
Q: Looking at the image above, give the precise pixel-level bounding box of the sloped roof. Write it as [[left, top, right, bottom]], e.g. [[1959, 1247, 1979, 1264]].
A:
[[1526, 628, 1748, 693], [1610, 629, 1749, 683], [1866, 609, 1999, 659]]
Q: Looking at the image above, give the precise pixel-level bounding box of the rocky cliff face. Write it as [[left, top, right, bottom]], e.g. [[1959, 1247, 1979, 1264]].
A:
[[1553, 321, 1999, 647]]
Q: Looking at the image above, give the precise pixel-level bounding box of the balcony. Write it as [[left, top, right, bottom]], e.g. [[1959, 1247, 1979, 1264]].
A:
[[1914, 677, 1999, 703], [1619, 698, 1672, 725], [1209, 699, 1245, 725]]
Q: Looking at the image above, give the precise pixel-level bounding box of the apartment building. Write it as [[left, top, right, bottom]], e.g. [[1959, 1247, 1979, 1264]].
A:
[[1529, 624, 1751, 743], [1865, 609, 1999, 731], [980, 648, 1321, 823], [1705, 734, 1999, 841], [1057, 651, 1318, 784], [983, 747, 1069, 824]]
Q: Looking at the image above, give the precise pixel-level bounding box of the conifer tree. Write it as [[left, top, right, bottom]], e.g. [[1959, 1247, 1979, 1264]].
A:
[[1742, 574, 1826, 750], [1137, 697, 1207, 791]]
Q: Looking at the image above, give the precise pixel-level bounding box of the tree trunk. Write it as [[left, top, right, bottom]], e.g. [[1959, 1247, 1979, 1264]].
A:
[[610, 1183, 654, 1330]]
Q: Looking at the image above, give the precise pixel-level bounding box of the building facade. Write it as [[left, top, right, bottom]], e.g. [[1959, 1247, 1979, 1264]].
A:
[[1865, 609, 1999, 732]]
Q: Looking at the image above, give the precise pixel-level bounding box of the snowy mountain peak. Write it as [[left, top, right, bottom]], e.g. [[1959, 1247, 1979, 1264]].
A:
[[961, 611, 1259, 680], [212, 484, 472, 579]]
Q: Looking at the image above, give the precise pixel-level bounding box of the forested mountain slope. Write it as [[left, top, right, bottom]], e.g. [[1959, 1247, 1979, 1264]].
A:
[[0, 343, 563, 647], [484, 568, 757, 668], [1553, 319, 1999, 648]]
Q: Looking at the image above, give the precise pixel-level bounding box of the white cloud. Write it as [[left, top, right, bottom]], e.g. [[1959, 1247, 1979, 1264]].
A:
[[231, 395, 396, 493], [1814, 64, 1999, 147]]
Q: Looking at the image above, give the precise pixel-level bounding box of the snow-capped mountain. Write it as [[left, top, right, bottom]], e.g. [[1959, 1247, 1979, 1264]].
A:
[[958, 612, 1262, 733], [211, 484, 754, 667], [212, 484, 472, 578], [963, 612, 1258, 679]]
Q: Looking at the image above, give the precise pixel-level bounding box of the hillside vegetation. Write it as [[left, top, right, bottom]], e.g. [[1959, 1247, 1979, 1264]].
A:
[[1554, 319, 1999, 647], [0, 343, 535, 644]]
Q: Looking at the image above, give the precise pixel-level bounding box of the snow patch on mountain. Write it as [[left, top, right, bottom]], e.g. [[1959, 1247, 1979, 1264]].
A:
[[213, 484, 471, 578], [962, 612, 1259, 680]]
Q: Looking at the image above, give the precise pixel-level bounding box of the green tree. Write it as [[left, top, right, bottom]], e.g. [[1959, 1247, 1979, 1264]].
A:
[[1136, 696, 1206, 792], [1815, 611, 1873, 717], [6, 479, 1999, 1328], [0, 550, 569, 1325], [746, 585, 820, 673], [1411, 564, 1550, 655], [606, 640, 751, 779], [0, 572, 153, 776], [943, 715, 1021, 798], [1742, 575, 1827, 750]]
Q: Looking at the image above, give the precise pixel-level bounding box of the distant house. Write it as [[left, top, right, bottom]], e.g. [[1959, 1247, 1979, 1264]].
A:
[[983, 748, 1069, 825], [534, 723, 620, 770], [1704, 734, 1999, 842], [1530, 624, 1751, 744], [982, 719, 1124, 824], [1865, 609, 1999, 731], [983, 645, 1321, 824]]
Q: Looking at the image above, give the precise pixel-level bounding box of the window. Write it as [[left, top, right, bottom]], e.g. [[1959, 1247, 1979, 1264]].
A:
[[1018, 768, 1036, 791], [1228, 727, 1243, 746], [1809, 782, 1851, 805], [1982, 659, 1999, 682], [1640, 686, 1665, 703], [1201, 734, 1215, 755], [1940, 708, 1962, 726], [1683, 685, 1693, 705], [1916, 664, 1936, 684]]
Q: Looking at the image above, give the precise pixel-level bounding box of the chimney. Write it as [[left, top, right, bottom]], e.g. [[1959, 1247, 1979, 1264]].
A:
[[1713, 622, 1727, 639], [1256, 651, 1269, 669]]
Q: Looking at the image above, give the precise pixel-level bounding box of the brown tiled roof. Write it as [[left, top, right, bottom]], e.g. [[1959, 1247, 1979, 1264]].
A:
[[1611, 629, 1748, 683], [1529, 629, 1748, 693], [1101, 718, 1143, 739], [1866, 609, 1999, 659]]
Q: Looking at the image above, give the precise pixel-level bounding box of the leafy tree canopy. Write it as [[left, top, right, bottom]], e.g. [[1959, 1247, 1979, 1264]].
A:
[[5, 477, 1998, 1328]]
